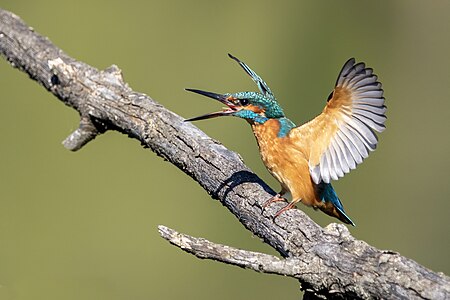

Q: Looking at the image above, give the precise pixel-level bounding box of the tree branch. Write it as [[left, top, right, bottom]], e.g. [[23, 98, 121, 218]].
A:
[[0, 9, 448, 299], [158, 224, 323, 280]]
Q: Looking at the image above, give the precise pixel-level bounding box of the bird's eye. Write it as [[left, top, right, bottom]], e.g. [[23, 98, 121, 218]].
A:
[[240, 99, 249, 106]]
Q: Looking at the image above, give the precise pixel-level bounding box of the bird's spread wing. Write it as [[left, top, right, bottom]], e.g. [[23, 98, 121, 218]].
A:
[[288, 58, 386, 184]]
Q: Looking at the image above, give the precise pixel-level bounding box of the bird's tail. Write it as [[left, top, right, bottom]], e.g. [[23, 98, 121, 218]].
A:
[[318, 183, 355, 226]]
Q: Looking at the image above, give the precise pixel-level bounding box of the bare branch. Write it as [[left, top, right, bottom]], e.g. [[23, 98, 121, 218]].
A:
[[0, 8, 449, 300], [159, 225, 302, 276], [159, 224, 450, 299], [62, 115, 101, 151], [159, 224, 347, 300]]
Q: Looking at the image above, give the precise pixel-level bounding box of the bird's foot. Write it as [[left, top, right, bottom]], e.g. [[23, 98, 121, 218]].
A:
[[274, 202, 296, 218], [262, 194, 286, 209]]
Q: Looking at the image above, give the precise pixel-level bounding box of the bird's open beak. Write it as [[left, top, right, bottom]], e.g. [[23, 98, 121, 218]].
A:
[[184, 89, 239, 121]]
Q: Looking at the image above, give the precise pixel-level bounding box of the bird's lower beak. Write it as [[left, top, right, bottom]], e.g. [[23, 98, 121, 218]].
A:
[[185, 89, 238, 121]]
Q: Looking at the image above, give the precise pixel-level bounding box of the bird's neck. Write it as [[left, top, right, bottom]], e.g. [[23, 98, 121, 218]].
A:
[[251, 117, 296, 140], [276, 117, 296, 137]]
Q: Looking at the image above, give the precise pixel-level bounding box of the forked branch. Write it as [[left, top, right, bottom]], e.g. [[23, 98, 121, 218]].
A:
[[0, 9, 448, 299]]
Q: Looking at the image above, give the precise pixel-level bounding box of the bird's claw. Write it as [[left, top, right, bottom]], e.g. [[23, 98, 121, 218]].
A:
[[273, 202, 296, 218], [262, 194, 287, 209], [262, 194, 297, 219]]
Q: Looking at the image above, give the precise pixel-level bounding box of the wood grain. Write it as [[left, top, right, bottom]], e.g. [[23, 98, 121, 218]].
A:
[[0, 9, 448, 299]]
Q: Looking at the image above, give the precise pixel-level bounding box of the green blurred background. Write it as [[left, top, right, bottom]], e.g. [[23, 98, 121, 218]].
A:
[[1, 1, 449, 299]]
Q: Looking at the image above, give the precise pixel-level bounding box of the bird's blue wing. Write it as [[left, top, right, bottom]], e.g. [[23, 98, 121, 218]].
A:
[[228, 54, 275, 100]]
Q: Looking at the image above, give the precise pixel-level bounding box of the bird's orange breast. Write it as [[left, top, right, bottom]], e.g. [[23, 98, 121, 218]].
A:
[[251, 119, 320, 207]]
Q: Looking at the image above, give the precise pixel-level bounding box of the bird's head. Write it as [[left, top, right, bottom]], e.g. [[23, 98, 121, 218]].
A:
[[185, 54, 284, 124], [184, 89, 284, 123]]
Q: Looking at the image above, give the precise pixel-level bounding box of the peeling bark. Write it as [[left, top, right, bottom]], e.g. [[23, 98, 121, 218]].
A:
[[0, 9, 448, 299]]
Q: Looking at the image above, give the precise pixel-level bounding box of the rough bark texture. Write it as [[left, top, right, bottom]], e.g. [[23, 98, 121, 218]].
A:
[[158, 225, 326, 278], [0, 9, 448, 300]]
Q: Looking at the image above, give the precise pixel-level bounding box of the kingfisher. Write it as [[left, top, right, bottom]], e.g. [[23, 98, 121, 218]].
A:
[[185, 54, 386, 226]]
